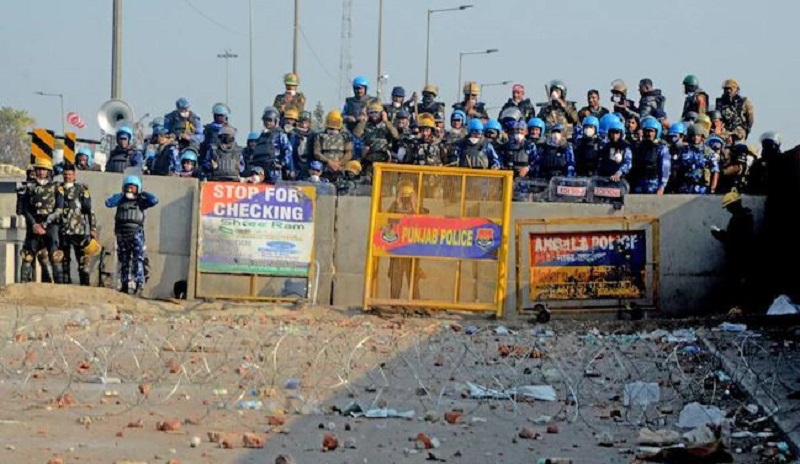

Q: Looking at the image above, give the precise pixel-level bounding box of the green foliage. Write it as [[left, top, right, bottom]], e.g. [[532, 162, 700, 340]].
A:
[[0, 107, 35, 168]]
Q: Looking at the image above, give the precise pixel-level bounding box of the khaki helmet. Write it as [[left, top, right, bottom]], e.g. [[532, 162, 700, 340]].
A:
[[463, 81, 480, 96], [721, 189, 741, 208], [417, 112, 436, 129], [33, 158, 54, 171], [82, 238, 101, 257], [284, 108, 300, 120], [687, 123, 708, 138], [696, 114, 712, 135], [722, 78, 740, 90], [284, 73, 299, 86], [325, 110, 343, 130], [368, 101, 384, 113], [422, 84, 439, 96], [344, 160, 362, 175], [397, 180, 415, 198], [610, 79, 627, 94]]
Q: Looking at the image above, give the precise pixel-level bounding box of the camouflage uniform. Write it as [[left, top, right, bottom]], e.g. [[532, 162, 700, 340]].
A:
[[682, 89, 709, 119], [60, 181, 97, 285], [674, 144, 720, 194], [441, 128, 466, 165], [452, 101, 489, 121], [20, 182, 64, 283], [314, 132, 353, 182], [715, 95, 755, 141], [353, 118, 399, 176], [537, 102, 579, 138], [273, 92, 307, 117]]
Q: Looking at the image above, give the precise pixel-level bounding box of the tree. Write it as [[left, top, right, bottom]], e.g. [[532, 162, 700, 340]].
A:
[[312, 101, 325, 132], [0, 107, 35, 168]]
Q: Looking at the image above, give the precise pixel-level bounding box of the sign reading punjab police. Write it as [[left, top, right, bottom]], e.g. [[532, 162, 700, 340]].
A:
[[529, 230, 646, 300], [198, 182, 315, 276], [373, 215, 501, 260]]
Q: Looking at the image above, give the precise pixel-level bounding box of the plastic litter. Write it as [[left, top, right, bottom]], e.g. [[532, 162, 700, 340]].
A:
[[678, 402, 724, 428], [718, 322, 747, 332], [236, 400, 263, 410], [767, 295, 800, 315], [356, 408, 415, 419], [623, 382, 660, 407], [467, 382, 556, 401]]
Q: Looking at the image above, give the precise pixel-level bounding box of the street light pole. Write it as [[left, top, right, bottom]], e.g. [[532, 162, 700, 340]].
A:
[[479, 80, 512, 95], [293, 0, 300, 75], [425, 5, 473, 85], [34, 91, 65, 135], [377, 0, 384, 99], [457, 49, 499, 101], [217, 50, 239, 107], [111, 0, 122, 99], [249, 0, 254, 132]]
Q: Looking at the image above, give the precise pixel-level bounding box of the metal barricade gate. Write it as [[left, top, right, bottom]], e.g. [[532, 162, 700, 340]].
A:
[[515, 216, 660, 314], [364, 164, 513, 316]]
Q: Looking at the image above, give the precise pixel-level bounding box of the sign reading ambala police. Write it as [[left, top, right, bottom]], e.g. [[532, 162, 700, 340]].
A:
[[199, 183, 315, 276]]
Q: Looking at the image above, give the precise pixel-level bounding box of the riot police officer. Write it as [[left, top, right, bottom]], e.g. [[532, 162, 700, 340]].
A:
[[148, 126, 180, 176], [343, 75, 378, 132], [164, 97, 202, 145], [574, 116, 602, 177], [20, 158, 64, 283], [537, 80, 579, 138], [106, 126, 143, 173], [273, 73, 307, 117], [353, 102, 399, 180], [403, 113, 444, 166], [681, 75, 709, 119], [290, 111, 315, 180], [629, 117, 671, 194], [454, 119, 500, 169], [532, 124, 575, 180], [251, 107, 294, 182], [314, 110, 353, 182], [207, 126, 244, 182], [59, 164, 97, 286], [715, 79, 755, 141], [409, 84, 445, 120], [453, 81, 489, 121]]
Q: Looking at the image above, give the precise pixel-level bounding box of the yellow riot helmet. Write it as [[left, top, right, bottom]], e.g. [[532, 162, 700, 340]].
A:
[[325, 110, 343, 130], [368, 102, 384, 113], [721, 189, 741, 208], [722, 78, 740, 90], [83, 238, 101, 257], [463, 81, 480, 96], [344, 160, 362, 175], [284, 108, 300, 121], [417, 113, 436, 129], [33, 158, 54, 171], [284, 73, 300, 86], [398, 180, 415, 198]]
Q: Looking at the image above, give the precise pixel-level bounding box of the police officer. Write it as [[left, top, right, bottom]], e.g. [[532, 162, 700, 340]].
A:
[[453, 81, 489, 121], [403, 113, 444, 166], [526, 117, 546, 145], [290, 111, 315, 180], [483, 119, 503, 147], [501, 120, 533, 178], [164, 98, 202, 144], [574, 116, 601, 177], [715, 79, 755, 141], [454, 119, 500, 169], [282, 108, 300, 133], [578, 89, 610, 121], [717, 142, 751, 194], [75, 148, 101, 171], [664, 122, 687, 193], [273, 73, 307, 117], [148, 126, 180, 176], [409, 84, 445, 120], [387, 181, 426, 299], [242, 131, 260, 175], [200, 103, 232, 163], [314, 110, 353, 182], [105, 176, 158, 296], [637, 78, 666, 119], [177, 148, 201, 178], [711, 190, 755, 311], [629, 116, 671, 194], [353, 102, 399, 180], [709, 110, 730, 142], [597, 119, 632, 182], [335, 160, 363, 195], [532, 124, 575, 180], [609, 79, 638, 121], [673, 123, 719, 194], [59, 164, 97, 286], [537, 80, 579, 138], [343, 75, 378, 132], [385, 86, 408, 123], [20, 158, 64, 283], [207, 126, 244, 182], [681, 75, 709, 119], [106, 126, 143, 173], [500, 84, 536, 122], [251, 107, 294, 182]]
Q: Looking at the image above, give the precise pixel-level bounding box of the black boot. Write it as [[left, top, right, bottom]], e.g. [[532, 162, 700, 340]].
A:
[[20, 262, 33, 283], [78, 271, 90, 286]]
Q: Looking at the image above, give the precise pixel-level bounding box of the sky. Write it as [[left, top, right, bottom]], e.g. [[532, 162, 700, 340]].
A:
[[1, 0, 798, 146]]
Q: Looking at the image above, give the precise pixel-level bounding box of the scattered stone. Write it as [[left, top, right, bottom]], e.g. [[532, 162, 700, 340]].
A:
[[219, 433, 243, 449], [77, 416, 92, 426], [596, 431, 614, 447], [416, 433, 433, 449], [189, 436, 201, 448], [424, 411, 439, 423], [275, 455, 295, 464], [243, 432, 265, 448], [531, 415, 552, 425], [138, 384, 152, 396], [156, 419, 182, 432], [344, 437, 357, 449], [127, 419, 144, 428], [46, 457, 64, 464], [444, 411, 462, 424], [518, 427, 538, 439], [322, 433, 338, 451], [547, 424, 559, 434], [638, 428, 680, 446]]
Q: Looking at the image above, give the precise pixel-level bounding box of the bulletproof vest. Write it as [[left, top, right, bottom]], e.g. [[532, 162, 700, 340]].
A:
[[151, 142, 177, 176], [115, 199, 144, 237], [716, 96, 746, 132], [202, 123, 223, 149], [634, 142, 661, 178], [107, 147, 132, 173], [344, 96, 369, 119], [574, 137, 600, 176], [453, 101, 487, 119], [319, 133, 346, 162], [598, 141, 629, 177], [408, 140, 442, 166], [29, 182, 58, 218], [639, 93, 663, 118], [293, 130, 312, 164], [170, 117, 196, 137], [682, 90, 708, 118], [461, 139, 489, 169], [417, 101, 444, 116], [61, 183, 88, 235], [364, 124, 391, 161], [252, 131, 279, 168], [502, 141, 529, 169], [538, 143, 569, 177], [214, 144, 241, 179]]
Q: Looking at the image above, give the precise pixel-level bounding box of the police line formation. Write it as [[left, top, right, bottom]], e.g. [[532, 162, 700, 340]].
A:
[[17, 72, 783, 294]]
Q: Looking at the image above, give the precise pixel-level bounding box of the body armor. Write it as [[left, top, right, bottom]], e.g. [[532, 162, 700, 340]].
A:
[[115, 199, 144, 239], [574, 137, 601, 176], [107, 147, 132, 173]]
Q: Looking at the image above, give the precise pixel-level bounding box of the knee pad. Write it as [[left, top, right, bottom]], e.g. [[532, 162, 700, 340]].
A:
[[51, 250, 64, 263], [20, 250, 34, 262], [36, 249, 49, 260]]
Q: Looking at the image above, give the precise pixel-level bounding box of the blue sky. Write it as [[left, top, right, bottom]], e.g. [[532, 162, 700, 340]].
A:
[[1, 0, 797, 145]]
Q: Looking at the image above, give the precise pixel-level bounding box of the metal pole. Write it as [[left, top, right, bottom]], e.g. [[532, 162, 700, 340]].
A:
[[457, 53, 463, 102], [249, 0, 254, 132], [225, 57, 230, 107], [59, 94, 65, 135], [293, 0, 300, 75], [111, 0, 122, 99], [377, 0, 384, 99], [425, 10, 431, 85]]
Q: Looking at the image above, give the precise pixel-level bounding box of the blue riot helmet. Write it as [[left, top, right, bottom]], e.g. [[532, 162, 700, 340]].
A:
[[484, 119, 502, 134], [152, 125, 168, 136], [598, 114, 619, 136], [309, 160, 324, 172], [608, 119, 625, 135], [527, 117, 545, 132], [150, 117, 165, 129], [352, 75, 369, 89], [176, 98, 190, 110], [76, 147, 92, 165], [582, 116, 600, 131], [212, 103, 230, 117], [706, 135, 724, 149], [247, 131, 260, 142], [122, 175, 142, 193], [668, 122, 687, 136], [180, 149, 199, 164], [116, 126, 133, 140], [396, 109, 411, 120], [451, 110, 466, 125], [640, 116, 662, 139], [391, 86, 405, 98], [467, 118, 484, 134]]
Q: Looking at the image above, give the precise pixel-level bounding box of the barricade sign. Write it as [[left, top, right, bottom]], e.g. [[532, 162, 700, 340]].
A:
[[195, 182, 316, 300], [63, 132, 77, 165], [30, 128, 55, 165], [515, 216, 659, 313], [364, 163, 513, 316]]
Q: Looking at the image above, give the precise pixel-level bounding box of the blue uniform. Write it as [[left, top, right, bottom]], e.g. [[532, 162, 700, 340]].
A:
[[596, 140, 633, 178], [105, 192, 158, 289], [454, 138, 501, 169], [532, 141, 575, 179], [630, 141, 671, 194], [251, 129, 294, 183], [674, 144, 719, 194]]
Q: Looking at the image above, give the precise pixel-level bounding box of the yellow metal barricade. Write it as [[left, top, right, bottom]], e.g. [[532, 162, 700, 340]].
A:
[[364, 164, 513, 316]]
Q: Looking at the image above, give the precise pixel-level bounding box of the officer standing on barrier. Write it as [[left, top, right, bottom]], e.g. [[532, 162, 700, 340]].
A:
[[241, 131, 260, 175], [578, 89, 610, 121], [500, 84, 536, 122], [106, 126, 143, 173], [710, 111, 730, 143], [20, 158, 64, 283], [711, 189, 754, 311], [177, 148, 201, 178], [354, 102, 399, 181], [387, 181, 426, 299], [290, 111, 315, 180], [75, 148, 101, 171], [526, 117, 546, 145], [501, 120, 532, 177], [273, 73, 307, 117], [637, 78, 667, 119], [148, 125, 181, 176], [59, 164, 97, 286], [537, 80, 579, 138], [105, 176, 158, 296], [410, 84, 445, 120], [532, 124, 574, 180], [385, 87, 408, 124], [200, 103, 232, 163], [314, 110, 353, 182], [574, 116, 601, 177], [251, 107, 294, 182], [609, 80, 638, 121], [674, 123, 718, 194], [343, 76, 378, 133], [681, 75, 709, 119], [629, 116, 671, 194], [715, 79, 755, 141], [453, 81, 489, 121], [335, 160, 363, 195], [404, 113, 444, 166], [164, 98, 202, 144], [597, 119, 632, 182], [664, 122, 687, 193], [207, 126, 245, 182], [454, 119, 500, 169]]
